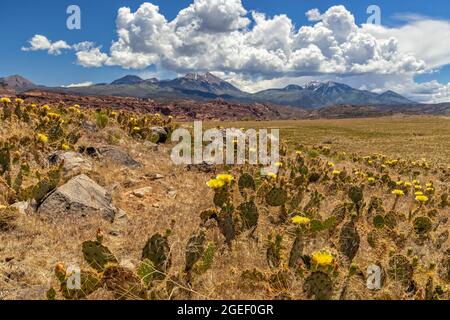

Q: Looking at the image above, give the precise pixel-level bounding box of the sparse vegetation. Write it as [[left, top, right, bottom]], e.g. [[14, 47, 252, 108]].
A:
[[0, 97, 449, 300]]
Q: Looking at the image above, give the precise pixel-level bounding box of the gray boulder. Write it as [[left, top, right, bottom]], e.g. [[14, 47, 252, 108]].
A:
[[38, 174, 116, 221], [48, 151, 92, 177], [149, 127, 168, 144]]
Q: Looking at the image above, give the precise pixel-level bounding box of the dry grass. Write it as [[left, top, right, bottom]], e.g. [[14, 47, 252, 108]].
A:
[[1, 115, 449, 300]]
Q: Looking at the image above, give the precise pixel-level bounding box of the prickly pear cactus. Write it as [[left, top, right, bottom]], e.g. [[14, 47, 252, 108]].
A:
[[193, 242, 216, 274], [288, 235, 304, 269], [237, 201, 259, 229], [142, 233, 171, 279], [384, 211, 398, 229], [339, 221, 360, 261], [57, 266, 101, 300], [102, 264, 147, 300], [348, 185, 364, 214], [266, 187, 287, 207], [213, 188, 230, 208], [82, 239, 118, 272], [413, 216, 432, 236], [373, 214, 385, 229], [137, 259, 156, 287], [217, 210, 236, 246], [238, 173, 255, 195], [185, 230, 206, 272], [304, 271, 333, 300], [266, 234, 283, 269], [387, 254, 413, 286], [331, 202, 351, 224], [367, 197, 385, 216]]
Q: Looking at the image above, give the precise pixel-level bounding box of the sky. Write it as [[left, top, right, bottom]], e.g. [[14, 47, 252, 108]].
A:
[[1, 0, 450, 102]]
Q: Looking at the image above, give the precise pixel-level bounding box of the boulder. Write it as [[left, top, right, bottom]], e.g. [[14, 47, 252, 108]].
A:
[[38, 174, 116, 222], [149, 127, 168, 144], [49, 151, 92, 176]]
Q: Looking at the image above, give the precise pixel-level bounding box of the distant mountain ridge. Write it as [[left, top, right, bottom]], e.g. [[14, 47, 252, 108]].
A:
[[1, 73, 416, 108]]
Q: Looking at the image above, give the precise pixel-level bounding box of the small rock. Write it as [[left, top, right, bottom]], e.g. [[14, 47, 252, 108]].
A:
[[132, 187, 153, 198], [116, 208, 127, 220], [11, 201, 35, 215], [109, 229, 121, 237], [167, 190, 177, 198], [123, 178, 141, 188], [145, 173, 164, 181], [81, 121, 97, 132]]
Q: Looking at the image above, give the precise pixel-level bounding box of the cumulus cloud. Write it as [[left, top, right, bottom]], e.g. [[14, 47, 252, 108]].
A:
[[68, 2, 426, 78], [22, 35, 71, 55]]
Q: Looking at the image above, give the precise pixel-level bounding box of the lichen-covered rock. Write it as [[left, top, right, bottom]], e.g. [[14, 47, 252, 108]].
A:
[[38, 174, 116, 221]]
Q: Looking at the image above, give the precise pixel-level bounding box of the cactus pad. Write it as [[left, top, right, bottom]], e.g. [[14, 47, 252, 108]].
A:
[[304, 271, 333, 300], [82, 240, 118, 272]]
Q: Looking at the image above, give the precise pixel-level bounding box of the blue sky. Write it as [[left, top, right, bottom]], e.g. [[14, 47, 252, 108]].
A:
[[1, 1, 450, 102]]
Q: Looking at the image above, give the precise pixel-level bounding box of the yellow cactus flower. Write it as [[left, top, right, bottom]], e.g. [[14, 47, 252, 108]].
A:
[[1, 97, 11, 104], [311, 250, 334, 267], [37, 133, 48, 143], [425, 183, 433, 188], [328, 162, 335, 167], [42, 104, 50, 111], [61, 143, 70, 151], [367, 177, 375, 182], [415, 195, 429, 203], [206, 178, 225, 189], [295, 150, 302, 155], [15, 98, 24, 104], [274, 161, 283, 167], [216, 173, 234, 184], [404, 182, 412, 187], [267, 172, 277, 179], [292, 215, 310, 225], [332, 169, 341, 176], [396, 181, 404, 186], [415, 191, 423, 196], [392, 189, 404, 196], [426, 187, 434, 193]]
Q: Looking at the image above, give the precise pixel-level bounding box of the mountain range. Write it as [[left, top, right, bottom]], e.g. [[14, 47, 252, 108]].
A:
[[0, 73, 416, 109]]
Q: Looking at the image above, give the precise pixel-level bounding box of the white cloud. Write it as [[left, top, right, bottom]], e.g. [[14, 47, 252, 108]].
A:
[[363, 18, 450, 69], [61, 81, 93, 88], [306, 9, 322, 22], [69, 2, 425, 78], [22, 35, 71, 55], [76, 48, 109, 68]]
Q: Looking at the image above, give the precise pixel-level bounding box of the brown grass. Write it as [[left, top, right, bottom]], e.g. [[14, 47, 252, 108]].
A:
[[1, 115, 449, 300]]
